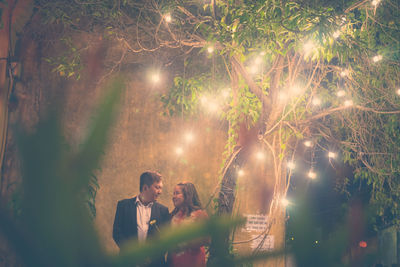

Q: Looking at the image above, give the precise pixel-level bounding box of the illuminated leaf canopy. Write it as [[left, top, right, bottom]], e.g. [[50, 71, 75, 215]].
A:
[[37, 0, 400, 227]]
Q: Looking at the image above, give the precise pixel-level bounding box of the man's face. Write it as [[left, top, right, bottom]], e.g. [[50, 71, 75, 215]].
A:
[[143, 181, 163, 202]]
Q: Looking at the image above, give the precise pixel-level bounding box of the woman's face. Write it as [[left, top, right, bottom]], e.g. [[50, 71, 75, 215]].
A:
[[172, 185, 185, 208]]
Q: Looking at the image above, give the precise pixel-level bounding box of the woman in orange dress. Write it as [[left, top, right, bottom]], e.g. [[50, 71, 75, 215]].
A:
[[168, 182, 209, 267]]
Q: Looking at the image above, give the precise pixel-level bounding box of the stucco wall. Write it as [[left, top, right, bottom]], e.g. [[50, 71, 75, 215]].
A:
[[90, 72, 227, 252], [3, 29, 283, 265]]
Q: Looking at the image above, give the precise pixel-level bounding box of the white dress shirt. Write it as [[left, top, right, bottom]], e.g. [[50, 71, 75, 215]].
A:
[[136, 197, 153, 242]]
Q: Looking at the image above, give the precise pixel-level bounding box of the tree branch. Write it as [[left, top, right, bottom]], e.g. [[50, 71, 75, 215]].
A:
[[231, 56, 271, 111]]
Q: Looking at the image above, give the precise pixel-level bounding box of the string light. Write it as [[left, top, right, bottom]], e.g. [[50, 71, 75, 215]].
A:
[[260, 51, 266, 56], [207, 45, 214, 54], [206, 101, 219, 113], [256, 151, 266, 160], [289, 84, 302, 95], [340, 70, 348, 77], [249, 65, 259, 74], [238, 169, 245, 177], [307, 170, 317, 179], [221, 88, 230, 99], [279, 92, 288, 102], [328, 151, 337, 158], [184, 132, 194, 143], [312, 97, 321, 106], [372, 54, 382, 63], [337, 90, 346, 97], [396, 88, 400, 96], [333, 30, 341, 39], [150, 72, 160, 84], [254, 56, 263, 65], [344, 99, 353, 107], [281, 198, 290, 207], [164, 13, 172, 23], [304, 140, 313, 147], [287, 161, 296, 170], [372, 0, 381, 6], [303, 40, 316, 56], [175, 147, 183, 155], [200, 95, 219, 114]]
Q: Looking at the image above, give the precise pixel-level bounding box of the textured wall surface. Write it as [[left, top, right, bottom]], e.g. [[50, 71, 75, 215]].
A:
[[2, 28, 227, 253], [3, 28, 283, 264], [90, 72, 227, 252]]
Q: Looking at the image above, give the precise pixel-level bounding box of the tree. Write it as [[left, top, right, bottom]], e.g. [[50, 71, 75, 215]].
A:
[[0, 0, 32, 202], [32, 0, 400, 261]]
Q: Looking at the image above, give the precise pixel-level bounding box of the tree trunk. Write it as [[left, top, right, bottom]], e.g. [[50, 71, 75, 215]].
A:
[[0, 0, 33, 200]]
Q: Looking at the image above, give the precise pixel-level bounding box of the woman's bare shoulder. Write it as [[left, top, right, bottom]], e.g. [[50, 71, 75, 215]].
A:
[[191, 209, 208, 219]]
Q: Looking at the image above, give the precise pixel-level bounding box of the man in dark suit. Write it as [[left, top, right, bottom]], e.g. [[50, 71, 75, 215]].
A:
[[113, 171, 170, 266]]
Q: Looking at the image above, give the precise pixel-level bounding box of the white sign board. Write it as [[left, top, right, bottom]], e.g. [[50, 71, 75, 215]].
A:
[[243, 214, 268, 232]]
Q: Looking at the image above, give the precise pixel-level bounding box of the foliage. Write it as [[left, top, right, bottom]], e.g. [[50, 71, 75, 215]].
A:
[[32, 0, 400, 261], [44, 37, 82, 79], [134, 0, 400, 229]]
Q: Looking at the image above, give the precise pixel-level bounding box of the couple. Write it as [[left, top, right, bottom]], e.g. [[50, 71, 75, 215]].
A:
[[112, 171, 208, 267]]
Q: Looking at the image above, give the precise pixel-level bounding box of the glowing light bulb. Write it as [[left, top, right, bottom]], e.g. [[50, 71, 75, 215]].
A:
[[308, 170, 317, 179], [337, 90, 346, 97], [260, 51, 266, 56], [175, 147, 183, 155], [396, 88, 400, 95], [207, 45, 214, 53], [254, 56, 262, 65], [372, 0, 381, 6], [279, 92, 288, 102], [312, 97, 321, 106], [281, 198, 290, 207], [184, 132, 194, 143], [340, 70, 348, 77], [333, 30, 341, 39], [287, 161, 296, 170], [372, 55, 382, 63], [164, 13, 172, 23], [328, 151, 337, 158], [344, 99, 353, 107], [207, 101, 219, 113], [238, 169, 245, 177], [304, 140, 313, 147], [303, 40, 316, 55], [290, 85, 302, 95], [256, 151, 265, 160], [151, 73, 160, 83], [200, 96, 219, 114], [249, 65, 259, 74], [221, 88, 230, 98]]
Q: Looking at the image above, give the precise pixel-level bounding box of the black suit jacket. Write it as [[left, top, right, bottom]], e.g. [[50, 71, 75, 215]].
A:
[[112, 197, 170, 248]]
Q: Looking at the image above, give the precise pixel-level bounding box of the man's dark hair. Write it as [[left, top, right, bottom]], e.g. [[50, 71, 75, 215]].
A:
[[140, 171, 162, 192]]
